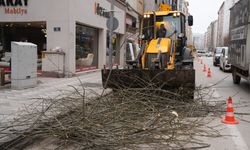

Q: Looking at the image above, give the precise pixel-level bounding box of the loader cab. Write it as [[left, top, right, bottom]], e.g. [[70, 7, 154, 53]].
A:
[[141, 12, 188, 42], [156, 13, 186, 38]]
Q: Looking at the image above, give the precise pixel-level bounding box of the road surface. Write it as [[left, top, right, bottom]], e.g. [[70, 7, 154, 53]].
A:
[[195, 56, 250, 150]]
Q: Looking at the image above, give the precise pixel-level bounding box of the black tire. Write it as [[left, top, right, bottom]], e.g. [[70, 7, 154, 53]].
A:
[[232, 68, 241, 84], [213, 62, 216, 66], [222, 64, 225, 72]]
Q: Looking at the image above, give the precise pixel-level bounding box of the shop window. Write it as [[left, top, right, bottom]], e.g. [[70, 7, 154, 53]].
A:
[[76, 24, 98, 71], [0, 22, 46, 59]]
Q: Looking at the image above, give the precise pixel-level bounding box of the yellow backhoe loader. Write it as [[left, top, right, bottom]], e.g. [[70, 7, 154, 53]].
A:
[[102, 4, 195, 98]]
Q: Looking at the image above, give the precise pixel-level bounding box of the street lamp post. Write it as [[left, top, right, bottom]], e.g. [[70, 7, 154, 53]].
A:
[[108, 0, 114, 70]]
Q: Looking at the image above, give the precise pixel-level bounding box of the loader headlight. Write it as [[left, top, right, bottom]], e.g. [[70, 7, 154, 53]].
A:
[[173, 12, 180, 17], [144, 14, 150, 18]]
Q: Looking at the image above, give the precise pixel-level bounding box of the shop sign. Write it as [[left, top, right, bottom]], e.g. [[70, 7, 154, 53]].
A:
[[94, 2, 110, 18], [0, 0, 28, 15]]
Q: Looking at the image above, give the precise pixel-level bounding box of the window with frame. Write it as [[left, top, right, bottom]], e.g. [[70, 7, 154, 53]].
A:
[[75, 24, 98, 70]]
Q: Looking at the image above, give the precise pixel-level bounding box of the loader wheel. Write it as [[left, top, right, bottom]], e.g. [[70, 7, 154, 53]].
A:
[[232, 68, 241, 84]]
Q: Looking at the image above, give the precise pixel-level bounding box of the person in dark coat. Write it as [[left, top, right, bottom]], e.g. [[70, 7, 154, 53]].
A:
[[157, 24, 167, 38]]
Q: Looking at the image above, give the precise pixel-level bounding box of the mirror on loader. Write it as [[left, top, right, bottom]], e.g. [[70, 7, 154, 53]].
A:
[[188, 15, 193, 26]]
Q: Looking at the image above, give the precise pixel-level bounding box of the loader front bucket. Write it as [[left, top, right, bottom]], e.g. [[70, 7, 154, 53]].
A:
[[101, 69, 195, 99]]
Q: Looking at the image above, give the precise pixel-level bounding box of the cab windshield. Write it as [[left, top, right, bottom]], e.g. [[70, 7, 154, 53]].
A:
[[142, 14, 184, 40], [156, 15, 182, 37], [215, 47, 224, 54]]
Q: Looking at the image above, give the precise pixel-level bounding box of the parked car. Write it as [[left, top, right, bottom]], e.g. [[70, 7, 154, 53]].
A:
[[196, 50, 206, 57], [219, 47, 231, 71], [213, 47, 227, 66], [205, 51, 213, 57]]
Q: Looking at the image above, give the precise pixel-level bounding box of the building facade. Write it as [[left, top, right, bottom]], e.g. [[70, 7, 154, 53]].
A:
[[212, 20, 218, 50], [217, 0, 238, 47], [124, 0, 144, 63], [178, 0, 184, 11], [217, 2, 225, 47], [206, 25, 212, 51], [0, 0, 128, 77], [125, 0, 144, 40], [193, 33, 204, 50], [182, 0, 193, 46], [204, 31, 208, 51], [206, 20, 218, 52]]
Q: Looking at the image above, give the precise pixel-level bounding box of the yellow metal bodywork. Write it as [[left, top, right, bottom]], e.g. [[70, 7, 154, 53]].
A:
[[141, 4, 182, 70], [159, 3, 172, 11], [141, 38, 176, 70], [101, 3, 195, 98], [144, 11, 182, 16]]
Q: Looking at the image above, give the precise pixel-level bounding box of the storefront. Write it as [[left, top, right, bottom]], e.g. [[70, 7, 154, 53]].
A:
[[76, 24, 98, 71], [0, 22, 46, 58], [0, 0, 126, 77]]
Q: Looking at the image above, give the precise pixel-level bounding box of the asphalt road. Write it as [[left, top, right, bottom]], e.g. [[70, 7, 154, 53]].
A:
[[195, 56, 250, 150]]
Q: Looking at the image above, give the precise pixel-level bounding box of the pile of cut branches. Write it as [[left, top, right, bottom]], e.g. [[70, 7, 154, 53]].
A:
[[0, 84, 224, 150]]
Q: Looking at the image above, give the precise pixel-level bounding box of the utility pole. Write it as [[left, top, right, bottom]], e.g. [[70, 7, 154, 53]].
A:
[[108, 0, 114, 69]]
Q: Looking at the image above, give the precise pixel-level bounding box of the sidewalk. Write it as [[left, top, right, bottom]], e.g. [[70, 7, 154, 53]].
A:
[[0, 70, 103, 121]]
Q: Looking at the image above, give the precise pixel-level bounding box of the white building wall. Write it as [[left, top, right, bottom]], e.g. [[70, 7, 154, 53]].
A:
[[223, 0, 235, 44], [0, 0, 72, 73], [193, 33, 204, 50], [178, 0, 184, 11], [204, 31, 208, 50], [72, 0, 125, 34], [217, 2, 224, 47], [0, 0, 126, 75], [70, 0, 126, 71], [144, 0, 157, 12], [217, 0, 235, 46], [213, 20, 218, 49]]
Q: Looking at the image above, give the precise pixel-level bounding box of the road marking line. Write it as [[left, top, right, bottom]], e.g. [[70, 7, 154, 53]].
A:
[[211, 86, 249, 150], [227, 125, 249, 150]]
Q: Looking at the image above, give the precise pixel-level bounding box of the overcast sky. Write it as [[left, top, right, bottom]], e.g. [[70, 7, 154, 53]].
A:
[[188, 0, 224, 34]]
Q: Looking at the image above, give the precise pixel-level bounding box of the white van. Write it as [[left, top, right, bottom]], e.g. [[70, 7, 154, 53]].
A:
[[219, 47, 231, 71], [213, 47, 226, 66]]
